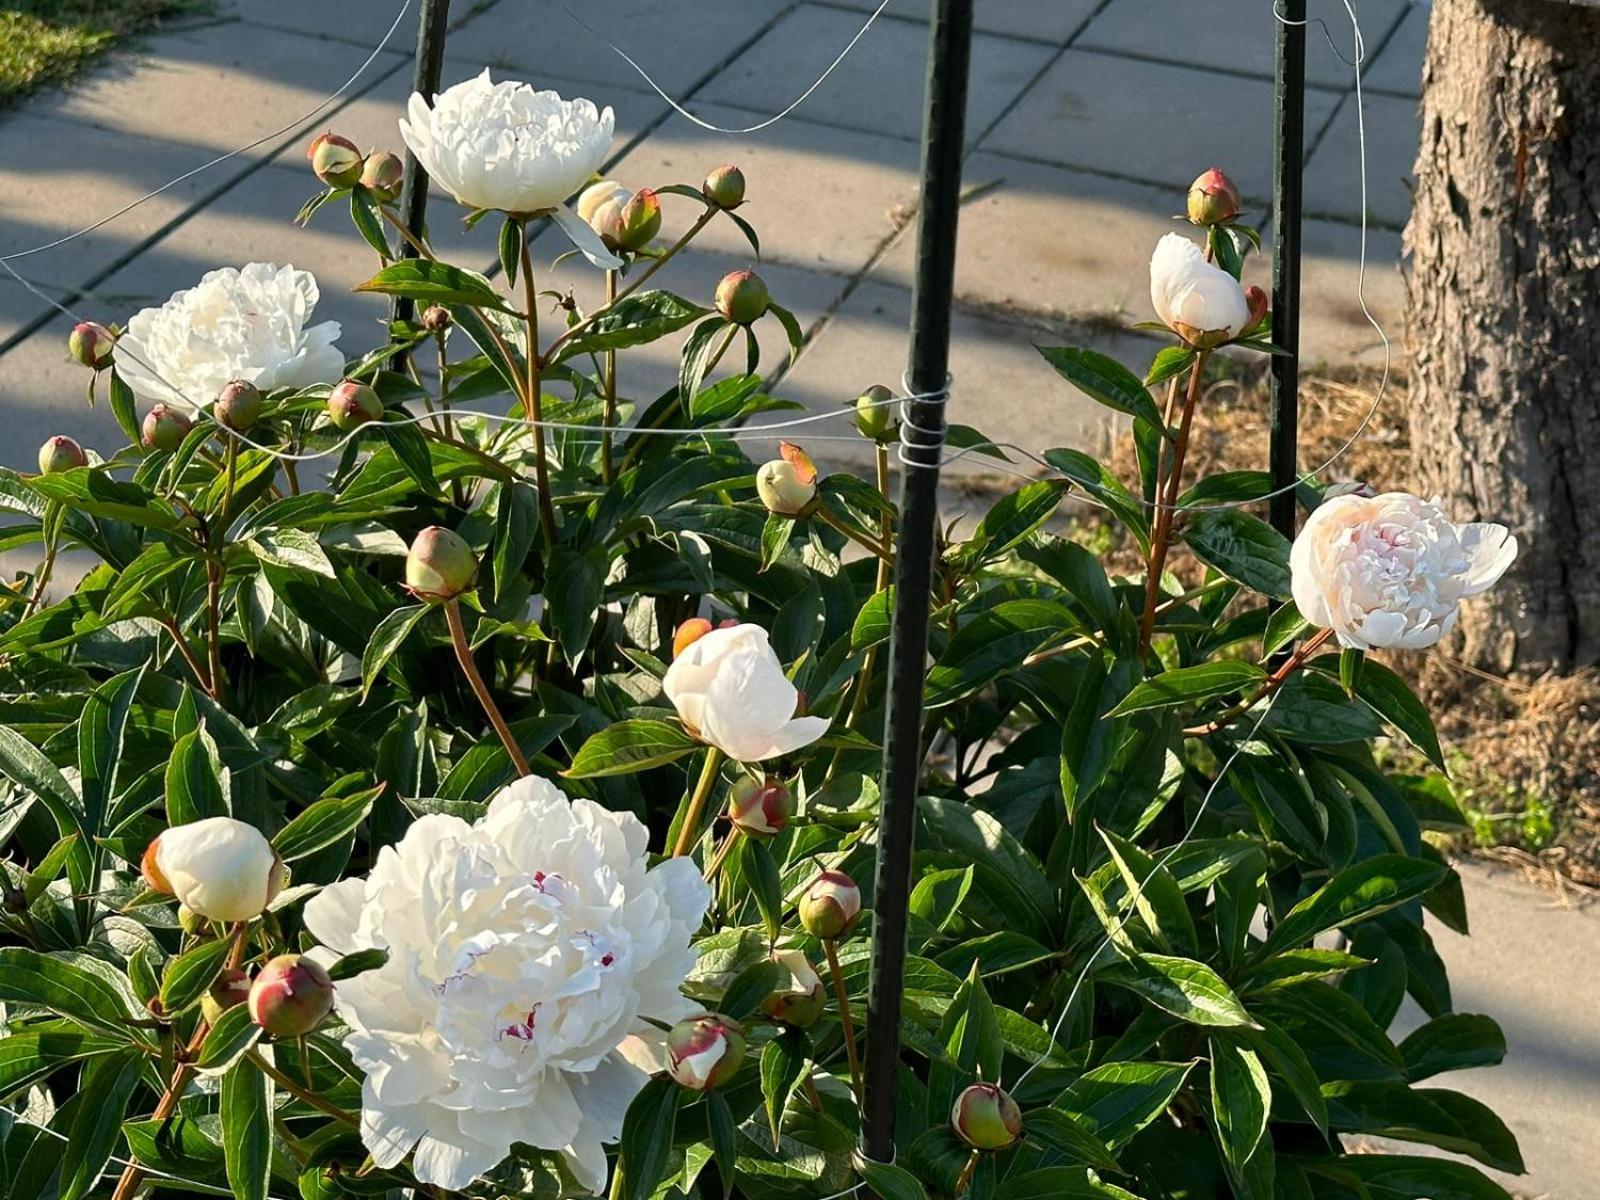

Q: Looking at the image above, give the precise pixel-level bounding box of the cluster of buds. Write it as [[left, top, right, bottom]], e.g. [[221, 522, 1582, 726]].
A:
[[702, 164, 746, 210], [37, 435, 87, 475], [666, 1013, 747, 1091], [141, 405, 193, 452], [951, 1082, 1023, 1151], [757, 442, 818, 517], [141, 816, 287, 923], [67, 321, 116, 371], [760, 948, 826, 1027], [1186, 167, 1240, 227], [215, 379, 262, 433], [577, 180, 662, 253], [249, 954, 336, 1037], [798, 869, 862, 939], [727, 775, 793, 838], [405, 526, 478, 603], [714, 269, 770, 326], [326, 379, 383, 431]]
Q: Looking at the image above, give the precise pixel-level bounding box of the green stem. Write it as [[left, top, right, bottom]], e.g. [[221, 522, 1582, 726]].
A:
[[519, 222, 558, 549], [1183, 626, 1335, 736], [816, 505, 895, 564], [1138, 350, 1210, 655], [601, 268, 619, 485], [246, 1049, 360, 1128], [445, 599, 531, 777], [672, 749, 724, 858], [823, 938, 863, 1107]]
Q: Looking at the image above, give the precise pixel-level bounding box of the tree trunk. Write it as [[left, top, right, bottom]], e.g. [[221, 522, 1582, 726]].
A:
[[1405, 0, 1600, 676]]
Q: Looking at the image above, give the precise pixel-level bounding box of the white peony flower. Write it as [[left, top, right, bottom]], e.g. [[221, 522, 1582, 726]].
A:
[[115, 263, 343, 412], [1290, 491, 1517, 650], [662, 624, 831, 763], [302, 776, 710, 1193], [400, 70, 622, 268], [1149, 232, 1252, 347], [143, 817, 285, 923]]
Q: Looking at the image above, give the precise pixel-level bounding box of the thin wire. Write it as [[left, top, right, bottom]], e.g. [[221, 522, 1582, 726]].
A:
[[549, 0, 894, 135], [1009, 688, 1283, 1092], [0, 0, 413, 265]]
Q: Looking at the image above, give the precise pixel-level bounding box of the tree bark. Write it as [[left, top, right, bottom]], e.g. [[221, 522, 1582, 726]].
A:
[[1405, 0, 1600, 676]]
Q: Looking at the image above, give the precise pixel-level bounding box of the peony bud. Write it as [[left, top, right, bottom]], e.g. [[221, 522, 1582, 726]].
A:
[[673, 617, 714, 658], [1187, 167, 1241, 227], [141, 404, 193, 452], [728, 775, 792, 838], [756, 442, 818, 517], [405, 526, 477, 603], [37, 435, 86, 475], [952, 1083, 1023, 1151], [326, 380, 383, 432], [360, 151, 405, 202], [702, 164, 747, 210], [1245, 285, 1269, 330], [142, 817, 287, 922], [854, 384, 895, 441], [421, 304, 452, 333], [201, 967, 253, 1026], [666, 1014, 746, 1091], [67, 321, 115, 370], [615, 188, 662, 250], [2, 886, 27, 915], [249, 954, 335, 1037], [760, 948, 826, 1027], [715, 269, 769, 325], [798, 869, 862, 939], [178, 904, 206, 935], [577, 181, 660, 252], [214, 379, 262, 432], [308, 132, 364, 188]]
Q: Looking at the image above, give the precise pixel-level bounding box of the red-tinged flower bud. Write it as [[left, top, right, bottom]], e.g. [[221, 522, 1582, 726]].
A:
[[760, 948, 826, 1027], [360, 151, 405, 202], [37, 435, 86, 475], [1245, 285, 1269, 330], [249, 954, 335, 1037], [616, 188, 662, 251], [308, 132, 364, 188], [673, 617, 714, 658], [326, 379, 383, 432], [201, 966, 253, 1026], [666, 1014, 746, 1091], [67, 321, 115, 370], [952, 1083, 1023, 1151], [798, 869, 861, 939], [757, 443, 819, 517], [405, 526, 477, 603], [421, 305, 452, 333], [141, 405, 192, 452], [215, 379, 262, 433], [728, 775, 792, 838], [715, 269, 769, 326], [854, 384, 895, 441], [702, 164, 747, 210], [1187, 167, 1241, 227]]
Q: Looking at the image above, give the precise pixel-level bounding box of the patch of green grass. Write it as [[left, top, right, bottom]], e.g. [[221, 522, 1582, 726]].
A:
[[0, 0, 205, 108]]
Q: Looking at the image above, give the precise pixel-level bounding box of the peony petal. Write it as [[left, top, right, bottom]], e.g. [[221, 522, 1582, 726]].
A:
[[1457, 522, 1518, 596], [303, 877, 369, 955], [411, 1131, 501, 1191]]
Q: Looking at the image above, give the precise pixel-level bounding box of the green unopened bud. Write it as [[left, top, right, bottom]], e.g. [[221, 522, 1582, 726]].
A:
[[702, 164, 747, 210], [326, 380, 383, 431], [715, 269, 769, 325], [952, 1083, 1023, 1150], [405, 526, 478, 603], [798, 869, 861, 939], [142, 404, 193, 452], [38, 435, 86, 475], [307, 132, 363, 188], [249, 954, 335, 1037], [615, 188, 662, 250], [360, 151, 405, 202], [215, 379, 263, 432], [760, 948, 826, 1027], [1186, 167, 1240, 227], [201, 967, 253, 1026], [68, 321, 115, 370], [666, 1014, 746, 1091], [854, 384, 895, 441], [728, 776, 792, 838]]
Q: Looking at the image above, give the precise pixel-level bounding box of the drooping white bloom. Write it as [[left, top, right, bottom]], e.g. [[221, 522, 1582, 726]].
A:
[[302, 776, 710, 1193], [115, 263, 343, 411], [1290, 491, 1517, 650], [400, 71, 621, 268], [144, 817, 285, 923], [1149, 232, 1252, 347], [662, 624, 831, 762]]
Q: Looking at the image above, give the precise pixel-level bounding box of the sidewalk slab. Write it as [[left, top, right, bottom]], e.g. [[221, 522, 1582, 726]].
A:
[[818, 0, 1101, 43], [980, 49, 1342, 201], [697, 4, 1054, 144], [1363, 4, 1427, 97], [1303, 90, 1419, 228], [214, 0, 440, 43]]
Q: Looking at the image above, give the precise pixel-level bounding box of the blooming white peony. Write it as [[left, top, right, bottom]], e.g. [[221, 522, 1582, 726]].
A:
[[1149, 232, 1252, 347], [145, 817, 285, 923], [114, 263, 343, 411], [1290, 491, 1517, 650], [302, 776, 710, 1193], [662, 624, 831, 762], [400, 71, 621, 268]]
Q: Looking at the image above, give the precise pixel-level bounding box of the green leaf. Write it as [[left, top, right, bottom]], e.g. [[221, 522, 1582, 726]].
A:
[[924, 600, 1074, 708], [761, 1030, 811, 1149], [78, 666, 141, 847], [273, 785, 382, 862], [852, 587, 894, 651], [1399, 1013, 1506, 1082], [0, 948, 145, 1036], [166, 726, 229, 824], [249, 528, 336, 578], [617, 1076, 681, 1200], [0, 1028, 122, 1102], [733, 836, 784, 943], [1055, 1060, 1194, 1147], [707, 1090, 739, 1192], [1262, 854, 1448, 955], [499, 217, 522, 287], [355, 259, 512, 312], [1022, 1109, 1120, 1172], [1104, 953, 1257, 1028], [1107, 661, 1265, 716], [349, 188, 391, 258], [1323, 1082, 1524, 1174], [195, 1003, 262, 1075], [221, 1057, 273, 1200], [949, 481, 1067, 570], [1146, 345, 1197, 388], [57, 1050, 143, 1200], [720, 957, 784, 1021], [856, 1156, 929, 1200], [1184, 509, 1293, 599], [1263, 601, 1308, 655], [107, 371, 141, 443], [327, 948, 389, 981], [1302, 1153, 1514, 1200], [1042, 449, 1151, 547], [1097, 828, 1198, 956], [994, 1168, 1141, 1199], [1248, 1017, 1328, 1132], [361, 603, 430, 700], [549, 290, 710, 362], [1209, 1038, 1270, 1175], [1351, 659, 1446, 769], [759, 511, 795, 573], [564, 720, 699, 778], [546, 545, 608, 663], [918, 796, 1056, 944], [1038, 346, 1165, 429], [159, 935, 233, 1015], [0, 725, 90, 889], [491, 481, 540, 603], [926, 964, 1003, 1129]]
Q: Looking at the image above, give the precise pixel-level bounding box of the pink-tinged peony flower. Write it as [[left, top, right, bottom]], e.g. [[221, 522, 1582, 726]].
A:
[[1289, 492, 1517, 650], [115, 263, 343, 412], [662, 624, 830, 762], [302, 776, 710, 1193], [1149, 232, 1251, 348]]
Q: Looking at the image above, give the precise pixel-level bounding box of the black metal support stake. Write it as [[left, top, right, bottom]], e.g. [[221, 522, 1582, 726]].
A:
[[1269, 0, 1306, 541], [391, 0, 452, 340], [862, 0, 975, 1170]]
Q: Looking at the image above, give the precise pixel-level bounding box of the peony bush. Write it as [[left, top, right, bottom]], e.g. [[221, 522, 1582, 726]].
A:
[[0, 68, 1526, 1200]]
